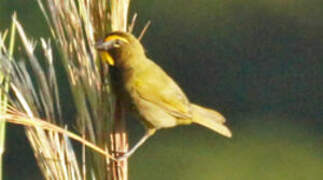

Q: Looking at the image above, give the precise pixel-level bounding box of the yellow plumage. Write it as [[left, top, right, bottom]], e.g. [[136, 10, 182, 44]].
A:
[[95, 31, 231, 159]]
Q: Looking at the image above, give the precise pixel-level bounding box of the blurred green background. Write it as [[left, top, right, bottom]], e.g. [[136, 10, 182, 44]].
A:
[[1, 0, 322, 179]]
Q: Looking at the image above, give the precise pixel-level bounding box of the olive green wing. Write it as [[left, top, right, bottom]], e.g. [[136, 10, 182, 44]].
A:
[[130, 60, 192, 119]]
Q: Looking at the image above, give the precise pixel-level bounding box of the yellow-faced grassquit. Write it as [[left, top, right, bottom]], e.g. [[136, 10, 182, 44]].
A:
[[95, 32, 232, 159]]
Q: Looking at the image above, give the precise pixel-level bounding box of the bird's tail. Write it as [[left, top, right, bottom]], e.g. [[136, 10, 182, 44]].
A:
[[191, 104, 232, 137]]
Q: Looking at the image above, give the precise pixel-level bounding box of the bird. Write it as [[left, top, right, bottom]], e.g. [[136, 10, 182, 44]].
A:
[[95, 31, 232, 160]]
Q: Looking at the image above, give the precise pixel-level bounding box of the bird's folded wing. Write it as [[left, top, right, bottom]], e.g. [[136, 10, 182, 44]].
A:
[[131, 65, 192, 119]]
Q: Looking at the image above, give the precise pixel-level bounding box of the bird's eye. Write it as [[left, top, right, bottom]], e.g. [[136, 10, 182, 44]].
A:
[[114, 39, 122, 48]]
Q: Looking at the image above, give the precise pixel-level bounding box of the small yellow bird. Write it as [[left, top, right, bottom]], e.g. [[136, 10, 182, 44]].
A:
[[96, 32, 232, 159]]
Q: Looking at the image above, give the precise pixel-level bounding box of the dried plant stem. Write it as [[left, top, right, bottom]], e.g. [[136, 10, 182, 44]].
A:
[[108, 100, 128, 180], [109, 0, 131, 180]]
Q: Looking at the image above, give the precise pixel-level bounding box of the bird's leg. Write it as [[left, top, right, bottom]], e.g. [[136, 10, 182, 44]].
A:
[[116, 128, 156, 161]]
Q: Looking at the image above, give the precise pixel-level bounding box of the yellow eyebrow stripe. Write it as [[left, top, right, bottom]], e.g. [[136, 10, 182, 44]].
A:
[[104, 35, 129, 43]]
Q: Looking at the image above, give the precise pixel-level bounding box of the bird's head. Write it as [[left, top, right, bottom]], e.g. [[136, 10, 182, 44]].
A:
[[95, 31, 145, 67]]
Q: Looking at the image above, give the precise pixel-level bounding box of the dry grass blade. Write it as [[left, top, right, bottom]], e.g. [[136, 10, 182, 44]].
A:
[[37, 0, 112, 144], [1, 16, 84, 180], [110, 0, 130, 31], [36, 0, 114, 179], [37, 0, 132, 179], [0, 105, 113, 159], [138, 20, 151, 40]]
